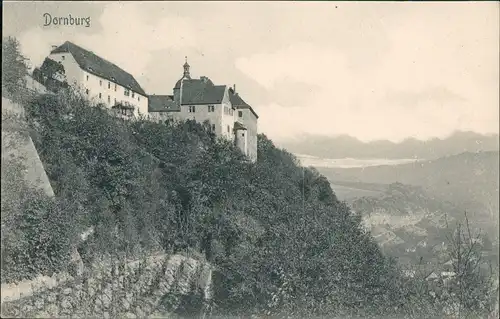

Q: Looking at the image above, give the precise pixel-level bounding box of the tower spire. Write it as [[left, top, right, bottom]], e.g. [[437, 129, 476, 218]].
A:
[[183, 56, 191, 79]]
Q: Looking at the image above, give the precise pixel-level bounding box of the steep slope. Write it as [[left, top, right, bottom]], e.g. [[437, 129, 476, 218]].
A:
[[1, 97, 54, 198], [2, 90, 406, 318]]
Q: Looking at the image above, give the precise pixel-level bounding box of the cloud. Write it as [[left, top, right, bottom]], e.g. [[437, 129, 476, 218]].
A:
[[234, 5, 499, 143], [10, 2, 498, 142], [385, 87, 467, 108], [236, 43, 351, 90], [18, 3, 197, 79]]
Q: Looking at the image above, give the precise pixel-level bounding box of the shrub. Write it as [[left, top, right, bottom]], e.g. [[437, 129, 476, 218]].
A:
[[2, 36, 29, 102]]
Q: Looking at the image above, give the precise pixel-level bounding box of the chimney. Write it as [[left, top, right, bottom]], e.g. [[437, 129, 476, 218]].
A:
[[51, 45, 57, 50], [233, 84, 236, 92]]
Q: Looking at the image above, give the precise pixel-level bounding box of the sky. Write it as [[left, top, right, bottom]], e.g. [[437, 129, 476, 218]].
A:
[[3, 1, 499, 143]]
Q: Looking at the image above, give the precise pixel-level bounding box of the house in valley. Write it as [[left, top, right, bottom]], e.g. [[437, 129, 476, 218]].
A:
[[148, 59, 259, 162]]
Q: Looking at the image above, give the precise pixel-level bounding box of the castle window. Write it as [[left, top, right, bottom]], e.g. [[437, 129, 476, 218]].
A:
[[211, 124, 215, 132], [227, 125, 230, 133], [124, 89, 130, 96], [208, 105, 215, 112], [86, 89, 89, 94], [86, 75, 89, 81], [108, 95, 110, 103], [114, 98, 117, 104], [132, 92, 135, 98], [108, 82, 111, 89], [242, 133, 245, 137], [100, 80, 102, 86], [188, 105, 196, 113], [138, 96, 140, 101], [115, 84, 117, 91], [99, 93, 102, 99], [238, 111, 243, 118], [61, 55, 65, 60]]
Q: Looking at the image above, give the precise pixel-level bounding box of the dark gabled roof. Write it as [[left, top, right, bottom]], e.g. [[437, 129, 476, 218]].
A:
[[174, 78, 183, 89], [229, 88, 259, 119], [148, 95, 179, 112], [180, 79, 226, 105], [51, 41, 147, 96], [174, 75, 212, 89], [233, 121, 247, 131]]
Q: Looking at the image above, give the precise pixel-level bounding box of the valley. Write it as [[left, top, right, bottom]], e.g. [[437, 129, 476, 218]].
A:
[[297, 151, 500, 272]]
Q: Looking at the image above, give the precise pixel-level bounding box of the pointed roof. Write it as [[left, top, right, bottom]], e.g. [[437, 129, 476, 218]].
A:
[[179, 78, 226, 105], [229, 88, 259, 119], [233, 121, 247, 131], [148, 95, 179, 112], [50, 41, 147, 96]]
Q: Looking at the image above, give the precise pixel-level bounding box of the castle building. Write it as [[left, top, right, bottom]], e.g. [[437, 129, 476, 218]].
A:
[[39, 41, 148, 117], [148, 59, 258, 162]]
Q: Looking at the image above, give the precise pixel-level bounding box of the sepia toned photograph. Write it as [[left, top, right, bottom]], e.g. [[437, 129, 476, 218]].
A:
[[1, 1, 499, 318]]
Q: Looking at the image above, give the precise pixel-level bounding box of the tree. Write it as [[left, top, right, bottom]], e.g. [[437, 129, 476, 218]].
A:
[[2, 36, 29, 100], [443, 213, 498, 318]]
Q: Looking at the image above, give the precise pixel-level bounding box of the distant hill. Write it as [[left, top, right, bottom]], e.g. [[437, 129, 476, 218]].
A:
[[321, 151, 500, 237], [279, 131, 499, 160]]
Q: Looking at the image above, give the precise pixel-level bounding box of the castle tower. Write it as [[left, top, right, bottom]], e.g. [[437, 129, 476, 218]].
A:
[[174, 57, 191, 107], [183, 56, 191, 79]]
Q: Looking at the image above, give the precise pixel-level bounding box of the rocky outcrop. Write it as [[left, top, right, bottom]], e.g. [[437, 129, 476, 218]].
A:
[[0, 254, 213, 318], [1, 97, 54, 197]]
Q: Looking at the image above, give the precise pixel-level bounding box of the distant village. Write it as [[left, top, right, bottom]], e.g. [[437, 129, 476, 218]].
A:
[[30, 41, 259, 162]]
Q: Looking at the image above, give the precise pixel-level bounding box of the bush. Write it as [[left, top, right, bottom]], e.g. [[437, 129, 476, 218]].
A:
[[1, 190, 76, 283], [2, 36, 29, 102], [14, 88, 405, 316], [1, 107, 77, 283]]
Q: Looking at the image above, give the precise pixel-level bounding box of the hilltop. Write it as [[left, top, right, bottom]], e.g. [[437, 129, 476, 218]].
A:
[[279, 131, 499, 160]]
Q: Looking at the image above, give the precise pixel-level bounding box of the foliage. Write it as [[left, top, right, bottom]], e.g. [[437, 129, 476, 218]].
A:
[[1, 106, 77, 283], [1, 187, 76, 283], [2, 36, 29, 102], [10, 88, 408, 317], [396, 214, 499, 319], [3, 61, 496, 317]]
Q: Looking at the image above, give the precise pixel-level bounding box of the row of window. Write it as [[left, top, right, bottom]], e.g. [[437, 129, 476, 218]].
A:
[[206, 124, 232, 135], [188, 105, 215, 113], [85, 89, 121, 106], [206, 123, 244, 139], [224, 105, 234, 116], [117, 108, 134, 116], [85, 74, 140, 102], [187, 105, 243, 118]]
